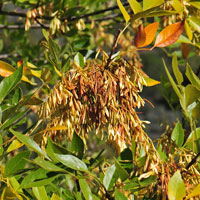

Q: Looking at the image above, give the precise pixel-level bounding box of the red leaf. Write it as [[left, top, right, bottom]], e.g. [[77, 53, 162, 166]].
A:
[[134, 22, 159, 48], [154, 20, 185, 48], [134, 24, 146, 47]]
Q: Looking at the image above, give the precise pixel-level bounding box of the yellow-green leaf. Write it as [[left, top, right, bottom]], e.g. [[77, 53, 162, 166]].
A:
[[7, 139, 24, 153], [143, 0, 164, 11], [186, 183, 200, 199], [143, 77, 160, 86], [169, 0, 183, 12], [127, 0, 142, 14], [168, 171, 186, 200], [188, 16, 200, 32], [185, 20, 193, 40], [0, 60, 16, 77], [189, 1, 200, 9], [51, 193, 62, 200], [117, 0, 130, 22], [172, 52, 183, 85]]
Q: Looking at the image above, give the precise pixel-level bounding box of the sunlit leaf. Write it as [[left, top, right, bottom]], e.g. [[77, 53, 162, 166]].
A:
[[0, 60, 16, 77], [32, 186, 49, 200], [186, 63, 200, 90], [7, 139, 24, 153], [171, 121, 184, 147], [189, 2, 200, 9], [134, 24, 146, 47], [9, 129, 50, 160], [79, 179, 93, 200], [172, 52, 183, 85], [0, 66, 23, 104], [54, 153, 88, 171], [117, 0, 130, 22], [185, 20, 193, 40], [168, 171, 186, 200], [185, 85, 200, 107], [103, 164, 119, 190], [169, 0, 183, 12], [154, 20, 185, 48], [143, 0, 164, 10], [186, 183, 200, 199], [143, 77, 160, 86], [128, 0, 142, 14], [135, 22, 159, 48], [51, 193, 62, 200], [188, 16, 200, 32], [74, 52, 85, 68]]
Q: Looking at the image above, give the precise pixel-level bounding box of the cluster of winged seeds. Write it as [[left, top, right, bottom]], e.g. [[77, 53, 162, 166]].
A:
[[40, 58, 149, 153]]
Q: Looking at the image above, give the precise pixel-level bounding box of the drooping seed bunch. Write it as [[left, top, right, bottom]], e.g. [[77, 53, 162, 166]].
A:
[[39, 58, 150, 152]]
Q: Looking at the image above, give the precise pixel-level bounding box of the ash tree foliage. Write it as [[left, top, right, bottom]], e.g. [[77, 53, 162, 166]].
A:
[[0, 0, 200, 199]]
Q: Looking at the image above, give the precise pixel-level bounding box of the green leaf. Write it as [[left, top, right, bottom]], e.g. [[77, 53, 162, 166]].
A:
[[51, 193, 62, 200], [185, 63, 200, 90], [49, 38, 61, 65], [192, 102, 200, 120], [0, 135, 3, 156], [42, 29, 49, 41], [5, 151, 30, 177], [117, 0, 130, 22], [7, 139, 23, 152], [189, 2, 200, 9], [127, 0, 142, 14], [103, 164, 119, 190], [157, 144, 167, 162], [11, 87, 23, 106], [32, 186, 49, 200], [79, 179, 93, 200], [33, 156, 66, 172], [69, 132, 84, 158], [188, 16, 200, 32], [1, 108, 29, 130], [143, 0, 164, 10], [54, 153, 88, 171], [184, 127, 200, 153], [171, 121, 184, 147], [74, 52, 85, 68], [163, 59, 183, 106], [123, 178, 140, 190], [115, 189, 127, 200], [0, 66, 23, 104], [172, 52, 183, 85], [9, 129, 50, 160], [184, 85, 200, 107], [168, 170, 186, 200], [169, 0, 183, 12], [115, 159, 129, 181], [139, 175, 157, 187], [0, 39, 3, 52], [46, 138, 70, 162]]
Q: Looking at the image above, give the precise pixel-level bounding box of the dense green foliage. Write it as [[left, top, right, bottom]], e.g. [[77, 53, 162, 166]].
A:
[[0, 0, 200, 199]]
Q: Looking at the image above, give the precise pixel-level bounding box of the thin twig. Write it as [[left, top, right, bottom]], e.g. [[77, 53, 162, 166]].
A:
[[186, 151, 200, 169], [0, 2, 129, 22], [105, 29, 121, 70]]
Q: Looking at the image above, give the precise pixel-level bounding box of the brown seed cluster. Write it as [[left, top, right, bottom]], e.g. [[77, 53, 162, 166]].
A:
[[40, 59, 148, 152]]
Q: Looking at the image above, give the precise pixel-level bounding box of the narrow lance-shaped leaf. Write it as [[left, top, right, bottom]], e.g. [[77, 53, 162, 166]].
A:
[[154, 20, 185, 48], [135, 22, 159, 48], [0, 66, 23, 104], [185, 20, 193, 41], [169, 0, 183, 12], [9, 129, 50, 160], [127, 0, 142, 14], [143, 0, 164, 10], [188, 16, 200, 32], [32, 186, 49, 200], [117, 0, 130, 22], [172, 52, 183, 85], [79, 179, 93, 200], [171, 121, 184, 147], [143, 77, 160, 86]]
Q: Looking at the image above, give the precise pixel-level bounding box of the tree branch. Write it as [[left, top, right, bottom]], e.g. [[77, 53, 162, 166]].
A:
[[0, 2, 129, 22]]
